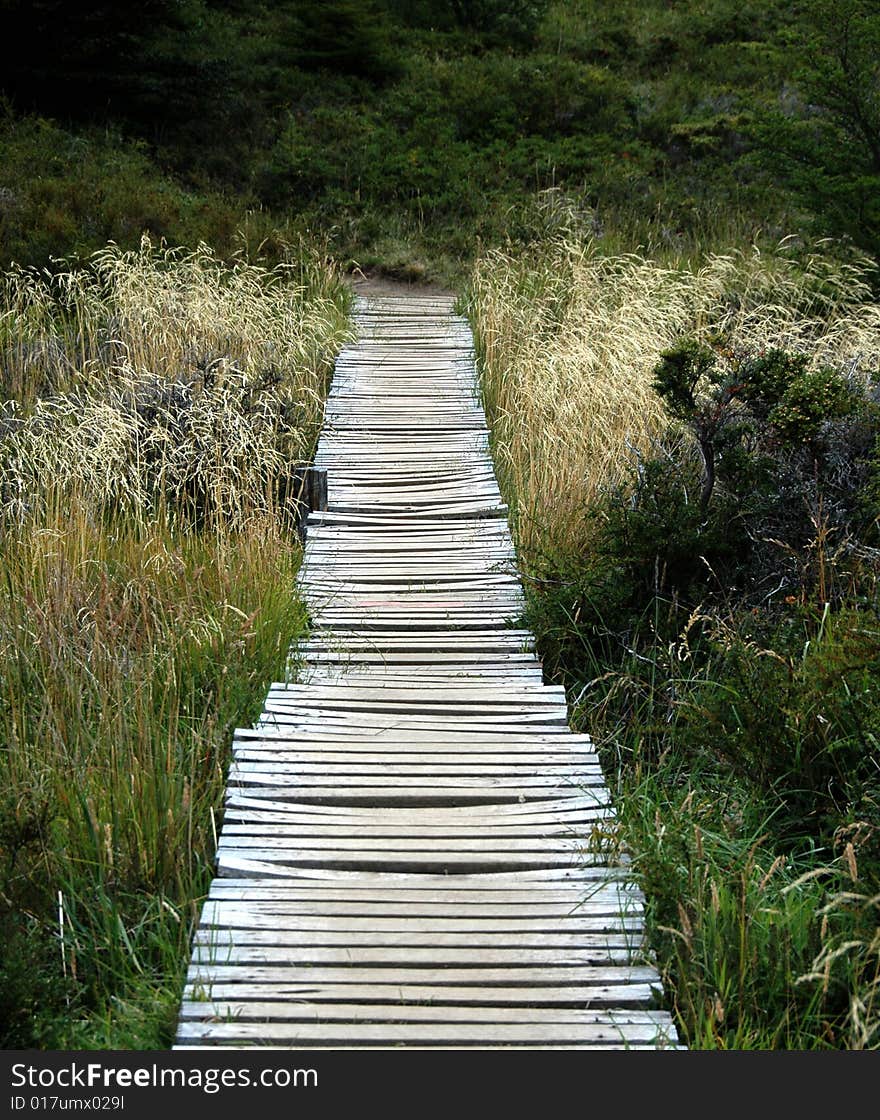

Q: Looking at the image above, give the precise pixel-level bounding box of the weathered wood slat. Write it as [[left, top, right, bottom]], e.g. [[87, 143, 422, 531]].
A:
[[215, 840, 595, 861], [231, 732, 595, 750], [174, 1021, 675, 1046], [199, 875, 637, 917], [219, 823, 609, 842], [207, 863, 590, 883], [179, 982, 657, 1010], [192, 928, 643, 950], [251, 719, 580, 736], [221, 800, 606, 824], [205, 884, 637, 903], [224, 781, 599, 800], [178, 1003, 668, 1028], [195, 911, 644, 932], [264, 683, 563, 700], [227, 762, 603, 781], [196, 900, 643, 919], [228, 763, 597, 781], [185, 962, 661, 985]]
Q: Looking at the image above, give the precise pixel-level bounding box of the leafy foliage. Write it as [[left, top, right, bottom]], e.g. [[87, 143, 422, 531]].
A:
[[3, 0, 876, 279], [753, 0, 880, 258], [447, 0, 550, 44]]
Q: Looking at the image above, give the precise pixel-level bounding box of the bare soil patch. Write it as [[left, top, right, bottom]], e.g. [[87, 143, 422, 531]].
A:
[[347, 269, 456, 300]]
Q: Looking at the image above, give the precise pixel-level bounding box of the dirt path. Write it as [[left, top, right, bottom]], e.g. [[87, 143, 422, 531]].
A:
[[348, 270, 457, 301]]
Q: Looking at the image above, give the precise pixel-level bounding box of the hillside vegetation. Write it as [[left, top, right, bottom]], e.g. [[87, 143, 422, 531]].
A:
[[2, 1, 879, 280]]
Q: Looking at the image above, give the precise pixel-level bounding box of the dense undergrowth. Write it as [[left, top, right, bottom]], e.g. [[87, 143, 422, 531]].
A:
[[2, 1, 879, 282], [0, 240, 351, 1048], [467, 237, 880, 1049]]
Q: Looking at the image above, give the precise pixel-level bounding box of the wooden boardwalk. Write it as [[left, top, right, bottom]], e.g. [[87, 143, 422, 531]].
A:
[[175, 291, 681, 1049]]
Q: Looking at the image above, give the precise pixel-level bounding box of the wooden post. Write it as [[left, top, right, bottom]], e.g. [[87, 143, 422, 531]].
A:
[[306, 467, 328, 512]]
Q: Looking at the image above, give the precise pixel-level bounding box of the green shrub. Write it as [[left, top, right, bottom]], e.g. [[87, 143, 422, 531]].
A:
[[647, 340, 879, 605], [768, 366, 860, 445], [678, 608, 880, 854], [0, 111, 250, 267]]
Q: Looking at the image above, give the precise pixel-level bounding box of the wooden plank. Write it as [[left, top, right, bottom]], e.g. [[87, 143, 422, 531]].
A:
[[226, 772, 599, 790], [215, 851, 591, 872], [196, 911, 644, 933], [192, 930, 643, 951], [178, 1003, 668, 1027], [224, 788, 605, 806], [222, 788, 599, 807], [197, 902, 643, 921], [232, 732, 594, 749], [196, 907, 644, 925], [260, 676, 555, 694], [173, 1021, 672, 1046], [179, 982, 658, 1008], [215, 836, 593, 855], [227, 764, 597, 780], [222, 775, 600, 792], [258, 709, 568, 726], [207, 877, 616, 893], [204, 884, 633, 905], [185, 963, 662, 985], [218, 823, 609, 843], [212, 855, 609, 881], [206, 864, 594, 883], [186, 954, 658, 981], [230, 745, 596, 761], [249, 723, 583, 739]]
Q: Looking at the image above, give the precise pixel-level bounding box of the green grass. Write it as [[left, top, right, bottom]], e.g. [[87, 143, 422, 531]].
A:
[[0, 513, 310, 1048]]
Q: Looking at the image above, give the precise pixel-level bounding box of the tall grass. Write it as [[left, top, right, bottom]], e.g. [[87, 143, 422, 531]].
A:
[[1, 237, 346, 401], [0, 238, 351, 526], [467, 236, 880, 563], [0, 239, 352, 1047], [466, 235, 880, 1049]]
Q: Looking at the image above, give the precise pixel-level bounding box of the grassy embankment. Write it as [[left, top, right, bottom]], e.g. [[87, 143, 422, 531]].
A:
[[0, 239, 352, 1048], [466, 235, 880, 1049]]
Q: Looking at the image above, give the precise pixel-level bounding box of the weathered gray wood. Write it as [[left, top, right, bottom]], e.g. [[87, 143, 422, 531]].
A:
[[185, 962, 662, 985], [178, 1003, 669, 1027], [221, 806, 608, 827], [206, 863, 593, 883], [196, 903, 644, 921], [195, 911, 644, 932], [178, 982, 659, 1010], [192, 929, 645, 951], [205, 883, 635, 902], [222, 797, 604, 824], [175, 289, 680, 1051], [173, 1021, 675, 1046]]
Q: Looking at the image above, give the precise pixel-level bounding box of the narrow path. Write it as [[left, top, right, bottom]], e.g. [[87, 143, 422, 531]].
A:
[[175, 291, 680, 1049]]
